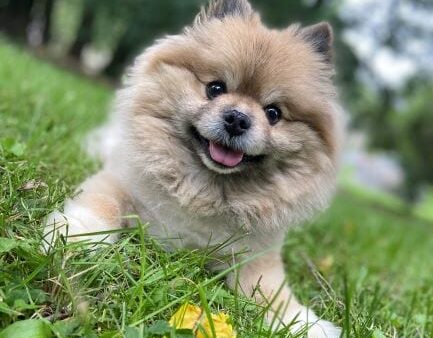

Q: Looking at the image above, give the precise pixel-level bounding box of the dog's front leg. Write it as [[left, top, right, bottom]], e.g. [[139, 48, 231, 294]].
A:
[[43, 170, 130, 250], [226, 251, 341, 338]]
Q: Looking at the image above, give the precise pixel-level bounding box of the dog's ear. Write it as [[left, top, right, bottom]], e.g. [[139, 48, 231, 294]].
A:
[[195, 0, 254, 24], [301, 22, 334, 63]]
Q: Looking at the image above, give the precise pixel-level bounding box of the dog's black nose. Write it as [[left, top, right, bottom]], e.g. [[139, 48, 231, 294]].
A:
[[223, 110, 251, 136]]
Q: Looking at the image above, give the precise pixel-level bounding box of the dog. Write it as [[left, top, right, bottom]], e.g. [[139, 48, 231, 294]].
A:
[[45, 0, 344, 336]]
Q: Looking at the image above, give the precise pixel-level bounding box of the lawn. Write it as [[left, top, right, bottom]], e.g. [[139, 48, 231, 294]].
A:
[[1, 38, 433, 337]]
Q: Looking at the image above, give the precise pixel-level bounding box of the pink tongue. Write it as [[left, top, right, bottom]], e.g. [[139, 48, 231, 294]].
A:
[[209, 142, 244, 167]]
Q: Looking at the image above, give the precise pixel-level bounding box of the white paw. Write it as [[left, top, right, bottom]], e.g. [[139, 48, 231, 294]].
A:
[[305, 319, 342, 338], [42, 206, 117, 252], [288, 308, 341, 338]]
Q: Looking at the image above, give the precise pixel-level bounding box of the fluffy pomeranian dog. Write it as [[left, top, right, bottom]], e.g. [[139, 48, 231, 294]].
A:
[[45, 0, 344, 336]]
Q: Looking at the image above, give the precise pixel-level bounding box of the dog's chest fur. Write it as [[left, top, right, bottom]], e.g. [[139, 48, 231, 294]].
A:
[[118, 164, 285, 257]]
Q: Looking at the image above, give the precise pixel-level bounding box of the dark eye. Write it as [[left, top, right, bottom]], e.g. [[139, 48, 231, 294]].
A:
[[206, 81, 227, 99], [264, 104, 282, 125]]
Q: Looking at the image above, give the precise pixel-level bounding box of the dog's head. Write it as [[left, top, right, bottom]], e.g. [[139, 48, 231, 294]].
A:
[[119, 0, 344, 227]]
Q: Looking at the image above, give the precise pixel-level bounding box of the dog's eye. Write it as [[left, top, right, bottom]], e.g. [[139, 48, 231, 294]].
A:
[[264, 105, 282, 125], [206, 81, 227, 99]]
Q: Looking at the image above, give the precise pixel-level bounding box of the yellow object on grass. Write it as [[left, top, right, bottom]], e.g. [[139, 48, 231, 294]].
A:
[[169, 303, 236, 338]]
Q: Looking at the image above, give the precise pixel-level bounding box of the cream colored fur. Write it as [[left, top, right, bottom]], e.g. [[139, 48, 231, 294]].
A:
[[44, 1, 344, 337]]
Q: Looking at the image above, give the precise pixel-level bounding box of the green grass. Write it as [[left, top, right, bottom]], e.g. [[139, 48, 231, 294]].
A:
[[1, 38, 433, 337]]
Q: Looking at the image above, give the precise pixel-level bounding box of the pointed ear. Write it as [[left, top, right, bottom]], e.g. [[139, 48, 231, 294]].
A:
[[195, 0, 254, 24], [301, 22, 334, 62]]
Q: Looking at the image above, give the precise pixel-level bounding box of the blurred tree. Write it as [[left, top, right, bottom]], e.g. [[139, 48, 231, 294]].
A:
[[342, 0, 433, 200], [0, 0, 56, 46], [0, 0, 35, 41], [253, 0, 326, 26], [103, 23, 137, 78], [400, 84, 433, 200], [102, 0, 200, 78], [29, 0, 56, 46], [41, 0, 55, 45], [69, 0, 96, 58], [356, 81, 433, 201]]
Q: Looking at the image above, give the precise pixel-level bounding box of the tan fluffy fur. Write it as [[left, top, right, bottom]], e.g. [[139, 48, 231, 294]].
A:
[[44, 1, 344, 336]]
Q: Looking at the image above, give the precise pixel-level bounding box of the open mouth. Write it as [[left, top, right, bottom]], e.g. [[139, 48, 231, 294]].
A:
[[191, 126, 264, 169], [209, 140, 244, 167]]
